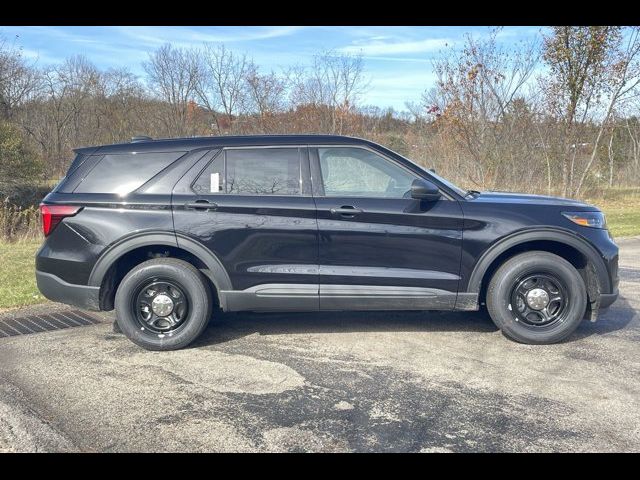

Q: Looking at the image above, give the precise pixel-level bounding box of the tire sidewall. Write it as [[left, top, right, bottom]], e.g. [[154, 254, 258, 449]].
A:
[[115, 259, 211, 350], [487, 253, 587, 344]]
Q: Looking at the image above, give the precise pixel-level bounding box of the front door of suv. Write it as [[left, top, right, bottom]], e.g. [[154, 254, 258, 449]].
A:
[[310, 146, 464, 310], [172, 147, 319, 311]]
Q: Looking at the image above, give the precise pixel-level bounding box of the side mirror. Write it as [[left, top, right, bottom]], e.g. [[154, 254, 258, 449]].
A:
[[411, 178, 441, 201]]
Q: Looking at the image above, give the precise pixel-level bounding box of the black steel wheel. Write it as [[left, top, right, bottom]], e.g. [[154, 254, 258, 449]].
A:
[[487, 251, 587, 344], [509, 273, 569, 329], [133, 279, 190, 334], [115, 258, 213, 351]]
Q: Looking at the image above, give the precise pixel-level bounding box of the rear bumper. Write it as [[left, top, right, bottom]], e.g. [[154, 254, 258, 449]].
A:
[[599, 289, 619, 309], [36, 270, 100, 311]]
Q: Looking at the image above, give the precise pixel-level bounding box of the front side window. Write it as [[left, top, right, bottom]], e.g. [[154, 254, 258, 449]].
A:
[[318, 147, 419, 198]]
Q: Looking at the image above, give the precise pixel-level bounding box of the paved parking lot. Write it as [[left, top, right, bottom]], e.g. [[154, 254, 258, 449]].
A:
[[1, 238, 638, 452]]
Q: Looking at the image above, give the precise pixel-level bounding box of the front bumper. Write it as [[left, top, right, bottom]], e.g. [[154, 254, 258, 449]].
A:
[[36, 270, 100, 311]]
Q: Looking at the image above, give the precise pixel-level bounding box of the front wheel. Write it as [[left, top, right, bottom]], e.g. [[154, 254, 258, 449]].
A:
[[486, 251, 587, 344], [114, 258, 213, 351]]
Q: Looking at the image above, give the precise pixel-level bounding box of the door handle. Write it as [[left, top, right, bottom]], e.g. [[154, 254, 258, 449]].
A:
[[185, 200, 218, 211], [330, 206, 363, 217]]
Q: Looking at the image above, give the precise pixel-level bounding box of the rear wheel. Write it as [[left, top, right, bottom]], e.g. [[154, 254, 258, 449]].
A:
[[486, 251, 587, 344], [115, 258, 212, 350]]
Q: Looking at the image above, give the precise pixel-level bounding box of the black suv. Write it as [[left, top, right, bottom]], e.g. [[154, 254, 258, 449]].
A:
[[36, 135, 619, 350]]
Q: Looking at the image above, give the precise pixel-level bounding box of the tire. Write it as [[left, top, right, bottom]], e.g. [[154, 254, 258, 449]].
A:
[[486, 251, 587, 344], [114, 258, 213, 351]]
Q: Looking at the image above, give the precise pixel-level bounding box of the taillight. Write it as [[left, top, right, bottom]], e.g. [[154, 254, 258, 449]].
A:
[[40, 204, 82, 237]]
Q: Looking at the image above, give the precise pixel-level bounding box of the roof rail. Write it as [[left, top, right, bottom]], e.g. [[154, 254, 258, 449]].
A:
[[131, 135, 153, 143]]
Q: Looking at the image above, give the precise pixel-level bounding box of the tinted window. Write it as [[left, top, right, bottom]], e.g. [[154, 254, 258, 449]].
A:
[[226, 148, 301, 196], [56, 154, 102, 193], [318, 147, 418, 198], [67, 153, 88, 176], [192, 153, 224, 194], [74, 152, 184, 195]]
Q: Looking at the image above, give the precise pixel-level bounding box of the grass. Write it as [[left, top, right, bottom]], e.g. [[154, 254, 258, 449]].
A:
[[584, 187, 640, 238], [0, 240, 46, 310], [602, 206, 640, 238]]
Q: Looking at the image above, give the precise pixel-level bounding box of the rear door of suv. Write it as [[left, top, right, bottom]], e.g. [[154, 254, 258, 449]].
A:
[[172, 146, 319, 310]]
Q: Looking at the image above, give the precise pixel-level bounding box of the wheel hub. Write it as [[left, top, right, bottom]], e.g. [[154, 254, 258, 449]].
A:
[[510, 273, 567, 328], [525, 288, 550, 310], [134, 280, 188, 334], [151, 294, 174, 317]]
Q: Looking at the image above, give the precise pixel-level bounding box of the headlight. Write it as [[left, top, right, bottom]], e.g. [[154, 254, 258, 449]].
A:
[[562, 211, 607, 229]]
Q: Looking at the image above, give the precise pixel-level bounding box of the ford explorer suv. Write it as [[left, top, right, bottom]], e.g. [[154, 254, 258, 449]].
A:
[[36, 135, 619, 350]]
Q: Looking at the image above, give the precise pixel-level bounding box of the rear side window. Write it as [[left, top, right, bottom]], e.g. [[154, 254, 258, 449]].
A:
[[192, 148, 301, 196], [227, 148, 301, 195], [192, 153, 224, 194], [53, 153, 90, 192], [67, 153, 88, 176], [74, 152, 184, 195]]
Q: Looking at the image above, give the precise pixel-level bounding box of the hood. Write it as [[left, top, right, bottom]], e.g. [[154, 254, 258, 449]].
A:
[[470, 191, 597, 208]]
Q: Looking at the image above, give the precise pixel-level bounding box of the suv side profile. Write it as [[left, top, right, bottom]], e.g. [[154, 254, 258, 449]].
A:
[[36, 135, 619, 350]]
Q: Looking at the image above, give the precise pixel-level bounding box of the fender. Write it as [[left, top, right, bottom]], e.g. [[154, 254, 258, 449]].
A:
[[465, 227, 611, 294], [88, 231, 232, 298]]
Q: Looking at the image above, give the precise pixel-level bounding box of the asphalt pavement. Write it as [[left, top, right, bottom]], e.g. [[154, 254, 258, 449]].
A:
[[1, 238, 638, 452]]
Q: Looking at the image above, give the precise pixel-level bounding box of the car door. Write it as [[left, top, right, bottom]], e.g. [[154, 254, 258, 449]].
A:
[[172, 146, 319, 311], [310, 145, 464, 311]]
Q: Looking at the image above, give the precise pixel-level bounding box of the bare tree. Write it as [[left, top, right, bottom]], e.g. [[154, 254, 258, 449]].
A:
[[245, 65, 288, 132], [16, 56, 99, 170], [626, 116, 640, 172], [541, 26, 623, 195], [96, 67, 148, 143], [196, 44, 251, 133], [143, 43, 201, 136], [425, 28, 539, 188], [574, 27, 640, 194], [0, 35, 41, 119], [290, 50, 368, 133]]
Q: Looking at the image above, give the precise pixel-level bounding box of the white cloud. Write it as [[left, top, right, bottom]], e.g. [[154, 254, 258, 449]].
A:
[[369, 72, 437, 90], [358, 56, 432, 64], [360, 70, 439, 110], [20, 26, 103, 44], [495, 26, 547, 40], [339, 37, 453, 56], [114, 26, 305, 48], [18, 47, 63, 65]]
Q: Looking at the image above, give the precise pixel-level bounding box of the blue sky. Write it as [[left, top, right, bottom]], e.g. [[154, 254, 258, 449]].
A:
[[1, 26, 547, 111]]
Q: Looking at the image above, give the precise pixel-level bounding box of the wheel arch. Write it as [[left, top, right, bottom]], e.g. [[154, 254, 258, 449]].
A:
[[88, 232, 232, 310], [466, 228, 611, 311]]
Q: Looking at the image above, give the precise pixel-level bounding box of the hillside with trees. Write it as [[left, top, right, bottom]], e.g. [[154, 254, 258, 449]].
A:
[[2, 27, 640, 239]]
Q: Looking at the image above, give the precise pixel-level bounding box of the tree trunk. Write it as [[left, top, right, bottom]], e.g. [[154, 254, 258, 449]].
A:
[[608, 131, 615, 187], [574, 87, 620, 196]]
